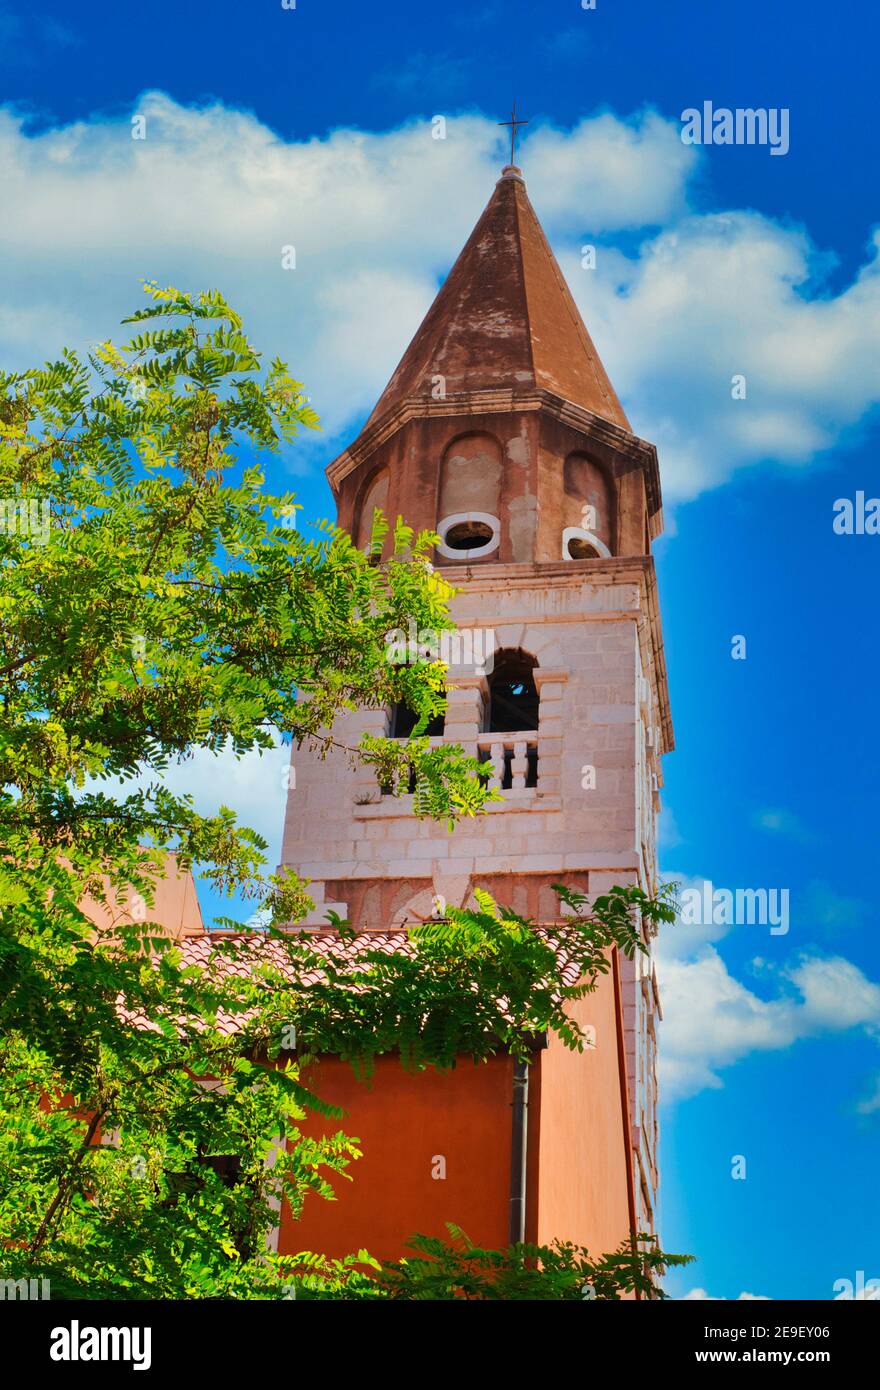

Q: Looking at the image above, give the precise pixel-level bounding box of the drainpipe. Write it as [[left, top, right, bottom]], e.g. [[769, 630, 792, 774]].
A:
[[612, 945, 642, 1299], [508, 1059, 529, 1245], [612, 946, 638, 1244]]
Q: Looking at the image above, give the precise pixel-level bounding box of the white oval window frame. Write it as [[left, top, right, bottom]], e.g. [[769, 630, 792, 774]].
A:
[[437, 511, 501, 561], [562, 526, 611, 560]]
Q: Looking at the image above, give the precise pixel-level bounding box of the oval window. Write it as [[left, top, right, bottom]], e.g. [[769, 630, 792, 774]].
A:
[[444, 520, 494, 551], [567, 536, 601, 560], [436, 512, 500, 560], [562, 526, 611, 561]]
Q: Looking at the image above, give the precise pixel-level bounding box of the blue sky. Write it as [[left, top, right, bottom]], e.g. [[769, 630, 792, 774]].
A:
[[1, 0, 878, 1300]]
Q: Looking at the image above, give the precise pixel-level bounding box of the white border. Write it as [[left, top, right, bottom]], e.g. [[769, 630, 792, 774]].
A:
[[561, 526, 611, 560], [436, 511, 501, 560]]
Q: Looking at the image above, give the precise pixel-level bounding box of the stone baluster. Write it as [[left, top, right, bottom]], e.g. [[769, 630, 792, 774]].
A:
[[444, 676, 487, 759], [510, 738, 528, 790], [488, 739, 505, 790]]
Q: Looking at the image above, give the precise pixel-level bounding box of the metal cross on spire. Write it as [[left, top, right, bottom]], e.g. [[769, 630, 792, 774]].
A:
[[498, 99, 529, 167]]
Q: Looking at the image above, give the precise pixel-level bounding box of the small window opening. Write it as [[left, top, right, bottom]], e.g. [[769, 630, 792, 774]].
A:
[[390, 701, 445, 739], [381, 700, 445, 796], [443, 520, 494, 551], [487, 651, 539, 733], [567, 536, 601, 560]]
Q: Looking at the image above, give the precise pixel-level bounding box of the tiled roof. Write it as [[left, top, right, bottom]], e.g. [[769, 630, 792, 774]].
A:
[[363, 168, 630, 433], [179, 928, 418, 987], [180, 925, 582, 982], [123, 926, 583, 1040]]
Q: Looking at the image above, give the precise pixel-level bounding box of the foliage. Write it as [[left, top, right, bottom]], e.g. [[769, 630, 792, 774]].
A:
[[277, 1225, 694, 1300], [0, 283, 494, 913], [237, 882, 677, 1074], [0, 287, 685, 1299], [0, 879, 677, 1298]]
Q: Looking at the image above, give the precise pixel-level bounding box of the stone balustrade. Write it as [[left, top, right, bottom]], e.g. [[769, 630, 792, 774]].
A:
[[476, 730, 539, 790]]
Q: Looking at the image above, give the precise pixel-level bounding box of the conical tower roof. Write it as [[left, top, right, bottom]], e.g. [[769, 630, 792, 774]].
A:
[[364, 166, 630, 432]]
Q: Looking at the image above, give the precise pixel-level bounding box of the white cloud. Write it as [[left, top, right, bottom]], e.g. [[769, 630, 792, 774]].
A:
[[786, 954, 880, 1032], [657, 804, 684, 850], [682, 1287, 770, 1300], [855, 1074, 880, 1117], [563, 212, 880, 498], [752, 807, 810, 841], [657, 946, 798, 1097], [525, 111, 695, 232], [657, 940, 880, 1100], [657, 874, 734, 960], [656, 873, 880, 1098], [1, 95, 877, 500], [90, 734, 289, 871], [0, 99, 688, 451]]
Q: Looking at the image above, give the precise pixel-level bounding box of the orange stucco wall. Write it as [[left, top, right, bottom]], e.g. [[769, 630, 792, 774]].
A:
[[529, 969, 633, 1256], [280, 1052, 515, 1261], [278, 963, 633, 1265]]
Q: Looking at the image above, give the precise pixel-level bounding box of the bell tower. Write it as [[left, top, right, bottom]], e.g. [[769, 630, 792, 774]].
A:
[[281, 164, 673, 1235]]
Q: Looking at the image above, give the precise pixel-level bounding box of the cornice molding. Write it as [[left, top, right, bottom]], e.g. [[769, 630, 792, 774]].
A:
[[326, 387, 663, 522]]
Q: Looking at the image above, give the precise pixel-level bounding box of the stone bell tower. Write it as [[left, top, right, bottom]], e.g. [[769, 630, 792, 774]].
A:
[[281, 164, 673, 1234]]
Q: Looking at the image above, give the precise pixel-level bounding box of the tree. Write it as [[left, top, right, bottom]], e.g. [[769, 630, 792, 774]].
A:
[[0, 287, 686, 1298], [278, 1226, 692, 1301]]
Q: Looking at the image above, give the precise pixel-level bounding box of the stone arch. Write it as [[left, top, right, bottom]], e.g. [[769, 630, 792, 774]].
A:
[[355, 467, 390, 550], [562, 452, 614, 552], [490, 628, 564, 671]]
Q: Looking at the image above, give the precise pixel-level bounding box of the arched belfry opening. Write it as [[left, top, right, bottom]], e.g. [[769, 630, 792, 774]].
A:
[[480, 650, 540, 790], [486, 650, 539, 733], [389, 701, 445, 739]]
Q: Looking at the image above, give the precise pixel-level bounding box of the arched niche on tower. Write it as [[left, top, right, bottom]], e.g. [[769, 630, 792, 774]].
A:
[[437, 432, 502, 559], [562, 452, 614, 555], [354, 468, 390, 551]]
